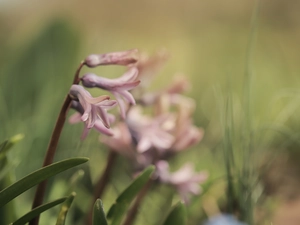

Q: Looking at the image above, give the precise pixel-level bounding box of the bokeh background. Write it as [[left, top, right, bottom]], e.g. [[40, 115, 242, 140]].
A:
[[1, 0, 300, 224]]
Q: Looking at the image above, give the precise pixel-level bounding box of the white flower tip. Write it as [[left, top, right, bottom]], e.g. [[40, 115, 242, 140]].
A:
[[84, 54, 99, 68], [81, 113, 89, 122]]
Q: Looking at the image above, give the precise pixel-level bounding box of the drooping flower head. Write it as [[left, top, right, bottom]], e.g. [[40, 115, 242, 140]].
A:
[[81, 67, 140, 118], [69, 84, 117, 139]]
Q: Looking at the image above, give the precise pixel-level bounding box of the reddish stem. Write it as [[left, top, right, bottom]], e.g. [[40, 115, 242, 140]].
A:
[[29, 61, 85, 225]]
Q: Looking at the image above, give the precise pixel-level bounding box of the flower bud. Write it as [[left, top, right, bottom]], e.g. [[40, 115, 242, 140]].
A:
[[85, 49, 138, 68]]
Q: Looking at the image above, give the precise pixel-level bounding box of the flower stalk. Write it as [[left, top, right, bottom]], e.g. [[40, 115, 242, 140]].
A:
[[29, 61, 85, 225]]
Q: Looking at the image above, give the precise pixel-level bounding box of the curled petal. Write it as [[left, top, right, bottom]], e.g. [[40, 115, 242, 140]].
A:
[[94, 120, 114, 136], [118, 90, 136, 105], [114, 92, 127, 119], [97, 107, 110, 128], [117, 67, 139, 83]]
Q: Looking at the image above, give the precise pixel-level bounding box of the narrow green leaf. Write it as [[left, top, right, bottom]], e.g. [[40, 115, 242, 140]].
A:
[[56, 192, 76, 225], [106, 203, 115, 219], [0, 157, 89, 208], [107, 166, 155, 225], [163, 202, 186, 225], [93, 199, 108, 225], [11, 197, 67, 225], [116, 165, 155, 204], [107, 203, 127, 225]]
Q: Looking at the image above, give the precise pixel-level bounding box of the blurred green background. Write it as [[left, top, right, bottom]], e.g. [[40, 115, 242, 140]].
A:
[[1, 0, 300, 224]]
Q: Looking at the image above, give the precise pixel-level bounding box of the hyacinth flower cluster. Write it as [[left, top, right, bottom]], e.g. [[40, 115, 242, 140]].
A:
[[68, 49, 140, 139], [28, 49, 141, 225], [5, 49, 209, 225], [93, 50, 209, 204]]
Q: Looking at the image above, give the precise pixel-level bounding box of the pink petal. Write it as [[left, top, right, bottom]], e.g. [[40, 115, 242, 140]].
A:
[[118, 90, 136, 105], [117, 80, 140, 91], [81, 125, 91, 140], [94, 120, 114, 136], [69, 113, 82, 124], [97, 107, 110, 128], [114, 92, 127, 119], [117, 67, 139, 82], [137, 137, 152, 153]]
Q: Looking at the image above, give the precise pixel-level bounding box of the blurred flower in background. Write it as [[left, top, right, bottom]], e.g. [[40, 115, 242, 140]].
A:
[[98, 50, 207, 203], [204, 214, 247, 225], [156, 160, 208, 204]]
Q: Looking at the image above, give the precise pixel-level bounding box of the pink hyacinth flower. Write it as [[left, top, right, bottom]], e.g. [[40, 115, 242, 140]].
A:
[[69, 85, 117, 139], [81, 67, 140, 118]]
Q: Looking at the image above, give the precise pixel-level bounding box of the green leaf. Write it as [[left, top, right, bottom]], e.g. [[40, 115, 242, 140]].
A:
[[11, 197, 67, 225], [163, 202, 186, 225], [107, 166, 155, 225], [0, 134, 24, 156], [116, 165, 155, 204], [0, 140, 8, 153], [106, 203, 127, 225], [93, 199, 108, 225], [56, 192, 76, 225], [0, 157, 89, 208]]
